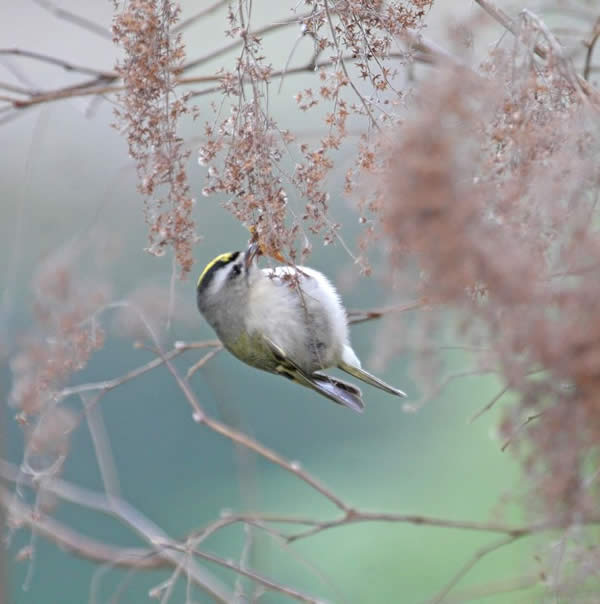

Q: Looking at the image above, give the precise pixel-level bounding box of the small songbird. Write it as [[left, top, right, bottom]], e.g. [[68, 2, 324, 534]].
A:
[[195, 243, 406, 412]]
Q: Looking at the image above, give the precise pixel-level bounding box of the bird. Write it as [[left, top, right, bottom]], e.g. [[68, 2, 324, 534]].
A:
[[195, 242, 407, 412]]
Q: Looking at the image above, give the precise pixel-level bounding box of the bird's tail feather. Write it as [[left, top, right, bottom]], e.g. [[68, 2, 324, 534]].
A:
[[310, 373, 365, 413], [338, 361, 407, 398], [263, 334, 365, 412], [284, 367, 364, 412]]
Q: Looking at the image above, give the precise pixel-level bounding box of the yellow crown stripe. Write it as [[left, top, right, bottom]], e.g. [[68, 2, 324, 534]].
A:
[[197, 252, 235, 287]]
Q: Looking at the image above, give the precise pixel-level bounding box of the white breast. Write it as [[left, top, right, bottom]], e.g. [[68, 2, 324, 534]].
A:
[[246, 265, 351, 372]]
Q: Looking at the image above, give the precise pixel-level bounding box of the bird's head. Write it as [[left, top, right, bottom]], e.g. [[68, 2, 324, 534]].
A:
[[196, 243, 260, 314]]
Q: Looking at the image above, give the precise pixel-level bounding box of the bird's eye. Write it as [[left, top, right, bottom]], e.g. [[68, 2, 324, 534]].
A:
[[231, 264, 242, 277]]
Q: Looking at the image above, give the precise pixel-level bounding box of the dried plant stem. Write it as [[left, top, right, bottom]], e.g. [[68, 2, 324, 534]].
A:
[[0, 31, 458, 111], [474, 0, 600, 104], [323, 0, 380, 131]]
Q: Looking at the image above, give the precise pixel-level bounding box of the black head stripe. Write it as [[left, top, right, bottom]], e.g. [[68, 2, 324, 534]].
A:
[[197, 251, 240, 293]]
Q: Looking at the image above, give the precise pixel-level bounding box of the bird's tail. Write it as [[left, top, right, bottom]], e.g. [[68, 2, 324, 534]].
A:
[[338, 360, 407, 398], [284, 367, 365, 412], [309, 373, 365, 413]]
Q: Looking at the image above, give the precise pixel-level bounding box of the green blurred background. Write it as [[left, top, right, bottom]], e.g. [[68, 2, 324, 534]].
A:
[[0, 2, 539, 602]]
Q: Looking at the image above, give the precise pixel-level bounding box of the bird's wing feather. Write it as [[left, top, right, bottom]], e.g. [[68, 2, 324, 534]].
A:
[[262, 335, 364, 413], [338, 359, 407, 398]]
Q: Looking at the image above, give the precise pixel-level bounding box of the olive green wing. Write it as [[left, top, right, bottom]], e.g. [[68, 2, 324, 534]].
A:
[[263, 336, 365, 413]]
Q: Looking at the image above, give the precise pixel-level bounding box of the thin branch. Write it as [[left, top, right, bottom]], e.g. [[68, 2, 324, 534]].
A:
[[501, 413, 543, 452], [285, 509, 547, 544], [3, 458, 600, 602], [347, 300, 426, 325], [110, 302, 353, 513], [0, 484, 232, 602], [441, 574, 538, 603], [0, 49, 115, 79], [0, 35, 454, 111], [426, 535, 520, 604], [323, 0, 380, 131], [56, 339, 220, 402], [583, 18, 600, 80], [200, 414, 352, 512], [6, 458, 588, 545], [4, 481, 322, 603], [182, 13, 307, 72], [82, 394, 121, 499], [187, 346, 223, 379], [185, 545, 324, 604], [0, 81, 32, 96], [173, 0, 229, 33], [473, 0, 600, 105], [3, 485, 158, 568], [403, 369, 498, 414], [469, 385, 510, 423], [31, 0, 111, 39]]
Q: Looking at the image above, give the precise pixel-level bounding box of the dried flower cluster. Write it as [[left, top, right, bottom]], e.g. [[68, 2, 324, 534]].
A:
[[378, 10, 600, 547], [198, 0, 431, 263], [9, 244, 107, 471], [113, 0, 197, 276]]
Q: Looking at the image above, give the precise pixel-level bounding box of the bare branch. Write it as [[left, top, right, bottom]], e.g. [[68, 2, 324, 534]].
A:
[[31, 0, 111, 39], [469, 385, 510, 423], [474, 0, 600, 104], [0, 483, 232, 602], [347, 300, 426, 325], [0, 49, 115, 79], [173, 0, 229, 33], [182, 12, 307, 72], [426, 536, 520, 604], [184, 545, 325, 603], [186, 346, 223, 379], [583, 17, 600, 80], [501, 413, 544, 452]]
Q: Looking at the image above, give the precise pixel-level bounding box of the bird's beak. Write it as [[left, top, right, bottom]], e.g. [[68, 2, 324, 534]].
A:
[[244, 242, 260, 270]]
